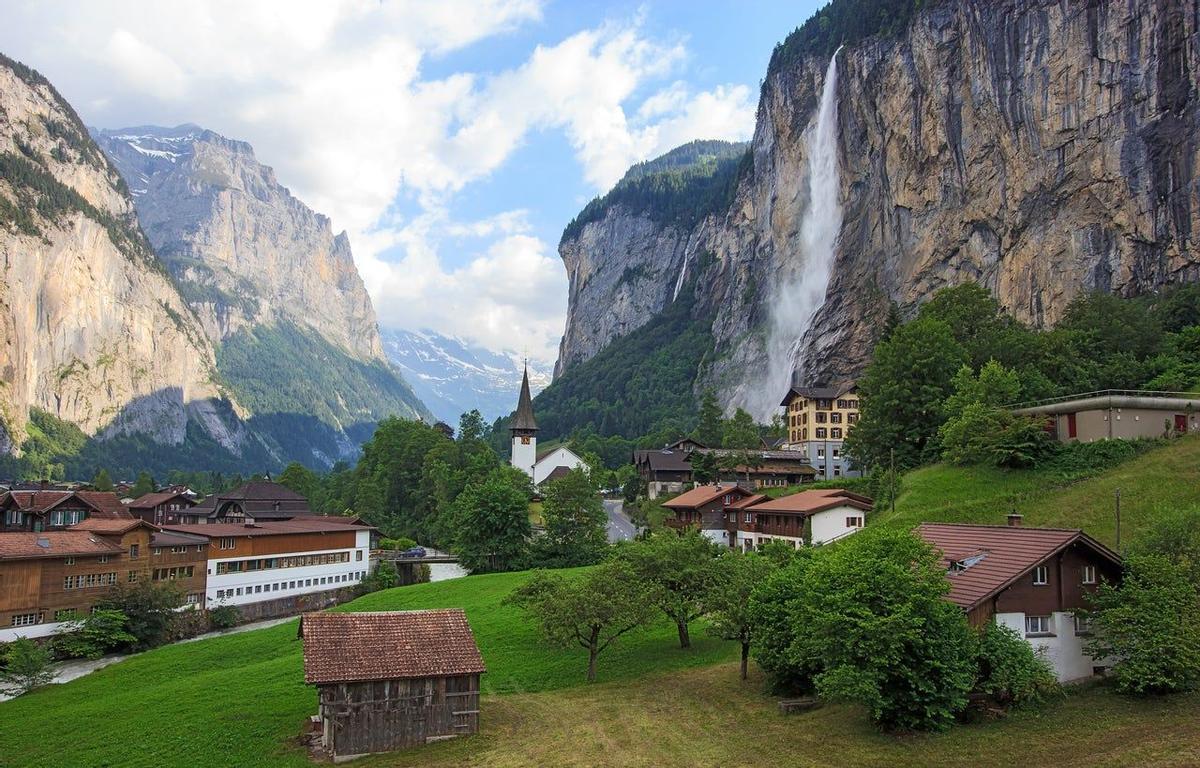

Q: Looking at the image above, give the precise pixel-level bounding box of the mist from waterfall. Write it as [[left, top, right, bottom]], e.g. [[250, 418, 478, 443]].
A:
[[744, 47, 843, 421]]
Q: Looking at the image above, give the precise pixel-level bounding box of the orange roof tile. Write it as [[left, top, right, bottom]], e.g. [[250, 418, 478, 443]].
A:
[[0, 531, 123, 561], [70, 518, 155, 534], [301, 609, 486, 684], [747, 488, 873, 515], [661, 483, 747, 509], [161, 517, 372, 539]]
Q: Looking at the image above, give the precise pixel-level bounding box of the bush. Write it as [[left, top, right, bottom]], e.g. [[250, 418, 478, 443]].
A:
[[95, 581, 185, 651], [207, 604, 241, 631], [975, 622, 1058, 707], [53, 609, 136, 660], [358, 563, 399, 594], [1086, 554, 1200, 695], [0, 638, 54, 697], [377, 537, 417, 551], [1043, 439, 1160, 478]]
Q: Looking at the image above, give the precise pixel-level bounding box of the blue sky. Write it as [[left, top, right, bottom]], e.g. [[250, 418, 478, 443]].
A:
[[1, 0, 824, 360]]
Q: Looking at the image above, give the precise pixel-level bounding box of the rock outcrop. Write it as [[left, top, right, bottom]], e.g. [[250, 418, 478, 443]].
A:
[[0, 55, 242, 452], [554, 0, 1200, 420], [93, 125, 385, 361]]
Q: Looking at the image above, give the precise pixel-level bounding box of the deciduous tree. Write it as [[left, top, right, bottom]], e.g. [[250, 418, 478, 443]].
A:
[[535, 468, 608, 567], [450, 466, 532, 573], [614, 529, 721, 648], [0, 638, 54, 697], [706, 552, 775, 679]]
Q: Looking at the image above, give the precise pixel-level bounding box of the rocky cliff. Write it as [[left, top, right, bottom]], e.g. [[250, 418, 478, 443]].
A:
[[92, 125, 385, 361], [0, 55, 244, 455], [554, 0, 1200, 421]]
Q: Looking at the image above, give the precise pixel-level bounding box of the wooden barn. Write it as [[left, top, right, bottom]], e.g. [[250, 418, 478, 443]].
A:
[[300, 609, 485, 761]]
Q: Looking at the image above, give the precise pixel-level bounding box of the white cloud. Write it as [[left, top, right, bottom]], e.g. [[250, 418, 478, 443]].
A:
[[1, 1, 757, 363]]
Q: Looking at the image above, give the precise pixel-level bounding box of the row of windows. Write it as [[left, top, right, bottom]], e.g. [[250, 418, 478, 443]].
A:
[[1031, 564, 1097, 586], [11, 612, 42, 627], [153, 566, 195, 581], [795, 428, 845, 440], [214, 571, 366, 599], [151, 545, 205, 556], [1026, 614, 1092, 636], [215, 550, 353, 575], [63, 572, 118, 590], [788, 398, 859, 412], [48, 509, 86, 527]]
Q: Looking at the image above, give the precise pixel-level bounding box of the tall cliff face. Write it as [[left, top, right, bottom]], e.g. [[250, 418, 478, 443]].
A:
[[554, 0, 1200, 420], [93, 125, 384, 361], [0, 55, 243, 454]]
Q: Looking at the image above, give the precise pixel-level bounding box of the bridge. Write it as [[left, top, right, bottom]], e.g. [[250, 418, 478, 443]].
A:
[[374, 551, 460, 565]]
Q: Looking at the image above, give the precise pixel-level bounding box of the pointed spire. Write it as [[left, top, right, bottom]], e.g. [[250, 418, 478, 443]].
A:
[[511, 363, 538, 433]]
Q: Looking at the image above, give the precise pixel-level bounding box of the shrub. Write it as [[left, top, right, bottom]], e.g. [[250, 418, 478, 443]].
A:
[[377, 537, 417, 551], [975, 622, 1058, 707], [358, 563, 399, 594], [95, 581, 185, 651], [207, 604, 241, 631], [0, 638, 54, 697], [1086, 554, 1200, 695], [1043, 439, 1160, 479], [53, 609, 136, 660]]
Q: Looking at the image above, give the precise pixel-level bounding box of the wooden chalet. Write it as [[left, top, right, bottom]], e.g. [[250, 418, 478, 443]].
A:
[[192, 480, 312, 523], [301, 609, 486, 759], [1, 490, 128, 532], [127, 490, 200, 526], [917, 520, 1122, 681]]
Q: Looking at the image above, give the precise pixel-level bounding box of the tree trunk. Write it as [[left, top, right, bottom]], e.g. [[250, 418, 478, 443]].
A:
[[587, 646, 598, 683], [740, 641, 750, 680], [677, 620, 691, 648]]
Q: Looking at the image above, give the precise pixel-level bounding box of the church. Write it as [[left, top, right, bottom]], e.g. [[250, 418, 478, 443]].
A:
[[510, 365, 586, 486]]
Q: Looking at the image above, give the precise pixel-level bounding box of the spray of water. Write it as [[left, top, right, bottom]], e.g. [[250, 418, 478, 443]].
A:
[[744, 47, 843, 421]]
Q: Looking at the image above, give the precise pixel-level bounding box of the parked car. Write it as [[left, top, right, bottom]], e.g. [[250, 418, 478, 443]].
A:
[[399, 546, 427, 558]]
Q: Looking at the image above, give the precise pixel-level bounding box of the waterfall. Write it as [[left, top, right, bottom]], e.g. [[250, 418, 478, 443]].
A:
[[746, 47, 843, 421]]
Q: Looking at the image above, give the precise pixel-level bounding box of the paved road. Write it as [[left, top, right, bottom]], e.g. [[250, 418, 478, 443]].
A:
[[604, 499, 639, 542]]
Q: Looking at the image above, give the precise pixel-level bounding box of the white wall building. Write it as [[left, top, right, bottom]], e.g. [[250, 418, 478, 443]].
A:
[[508, 365, 586, 486]]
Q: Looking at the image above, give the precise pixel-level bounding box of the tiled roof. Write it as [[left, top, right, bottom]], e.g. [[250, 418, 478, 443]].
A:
[[70, 518, 153, 534], [150, 530, 209, 548], [780, 383, 856, 406], [0, 531, 123, 561], [727, 494, 768, 510], [161, 517, 372, 539], [1, 490, 129, 518], [661, 483, 745, 509], [539, 465, 574, 484], [75, 491, 133, 518], [301, 609, 486, 684], [633, 449, 693, 473], [916, 523, 1122, 610], [748, 488, 873, 515]]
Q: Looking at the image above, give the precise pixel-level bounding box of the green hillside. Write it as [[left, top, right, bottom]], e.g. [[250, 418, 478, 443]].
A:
[[3, 560, 1197, 767], [872, 434, 1200, 546]]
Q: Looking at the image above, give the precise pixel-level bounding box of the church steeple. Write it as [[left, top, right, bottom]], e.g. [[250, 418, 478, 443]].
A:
[[510, 364, 538, 434]]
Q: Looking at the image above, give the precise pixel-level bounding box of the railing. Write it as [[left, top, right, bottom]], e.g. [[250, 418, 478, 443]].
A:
[[1006, 389, 1199, 410]]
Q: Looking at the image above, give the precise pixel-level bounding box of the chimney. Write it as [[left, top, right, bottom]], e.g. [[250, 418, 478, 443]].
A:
[[1006, 512, 1023, 528]]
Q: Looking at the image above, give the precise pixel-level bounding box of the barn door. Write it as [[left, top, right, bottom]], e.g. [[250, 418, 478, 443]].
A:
[[1176, 414, 1188, 434], [1067, 413, 1077, 439]]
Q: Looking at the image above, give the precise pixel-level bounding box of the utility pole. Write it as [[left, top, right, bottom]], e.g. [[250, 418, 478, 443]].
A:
[[1115, 487, 1122, 553], [890, 446, 896, 516]]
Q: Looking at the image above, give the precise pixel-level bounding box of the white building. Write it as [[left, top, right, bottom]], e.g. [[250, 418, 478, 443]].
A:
[[161, 518, 373, 609], [509, 365, 586, 486], [733, 488, 871, 551], [918, 521, 1124, 683]]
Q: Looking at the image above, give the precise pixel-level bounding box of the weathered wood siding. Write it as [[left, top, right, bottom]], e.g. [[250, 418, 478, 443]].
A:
[[318, 673, 480, 757]]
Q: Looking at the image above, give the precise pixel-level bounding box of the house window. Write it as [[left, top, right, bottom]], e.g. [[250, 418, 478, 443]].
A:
[[64, 557, 75, 566], [847, 413, 859, 424], [815, 429, 827, 439], [744, 512, 752, 523], [832, 449, 840, 458], [356, 550, 363, 561], [815, 413, 828, 424], [254, 585, 262, 593], [152, 548, 162, 556], [129, 544, 140, 559], [1081, 565, 1097, 585], [236, 588, 243, 596], [830, 413, 842, 424], [128, 570, 138, 583], [830, 428, 843, 439], [186, 594, 200, 605], [1025, 615, 1052, 636], [816, 448, 825, 459], [845, 517, 863, 528], [98, 555, 110, 564], [1032, 565, 1049, 586], [196, 545, 204, 553], [11, 613, 43, 627], [219, 538, 236, 550], [170, 545, 187, 554], [4, 509, 22, 526], [1074, 615, 1093, 635]]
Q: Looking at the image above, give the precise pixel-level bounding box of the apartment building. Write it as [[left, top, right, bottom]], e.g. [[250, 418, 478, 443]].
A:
[[780, 384, 861, 479], [161, 518, 372, 609]]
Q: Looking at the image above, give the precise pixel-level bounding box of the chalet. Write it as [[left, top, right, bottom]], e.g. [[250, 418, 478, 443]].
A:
[[632, 440, 700, 499], [634, 439, 817, 499], [917, 519, 1122, 682], [1, 490, 128, 532], [780, 383, 861, 479], [0, 517, 156, 642], [1012, 390, 1200, 443], [192, 480, 312, 524], [301, 609, 485, 759], [161, 517, 373, 612], [661, 483, 755, 544], [127, 490, 200, 526], [697, 449, 818, 489], [730, 488, 872, 551]]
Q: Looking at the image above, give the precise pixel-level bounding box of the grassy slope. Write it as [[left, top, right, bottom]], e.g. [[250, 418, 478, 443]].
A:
[[0, 571, 733, 768], [874, 434, 1200, 547]]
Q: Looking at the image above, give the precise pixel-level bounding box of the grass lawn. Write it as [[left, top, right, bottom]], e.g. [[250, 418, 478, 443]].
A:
[[0, 570, 734, 768], [874, 434, 1200, 547], [372, 664, 1200, 768]]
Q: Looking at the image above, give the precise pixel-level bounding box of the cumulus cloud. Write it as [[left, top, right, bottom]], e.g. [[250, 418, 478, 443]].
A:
[[1, 1, 757, 362]]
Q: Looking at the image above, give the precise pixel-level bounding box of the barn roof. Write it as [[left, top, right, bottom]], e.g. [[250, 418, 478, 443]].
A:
[[0, 531, 123, 561], [661, 483, 746, 510], [127, 490, 195, 510], [301, 609, 486, 684], [916, 523, 1121, 611], [748, 488, 873, 515]]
